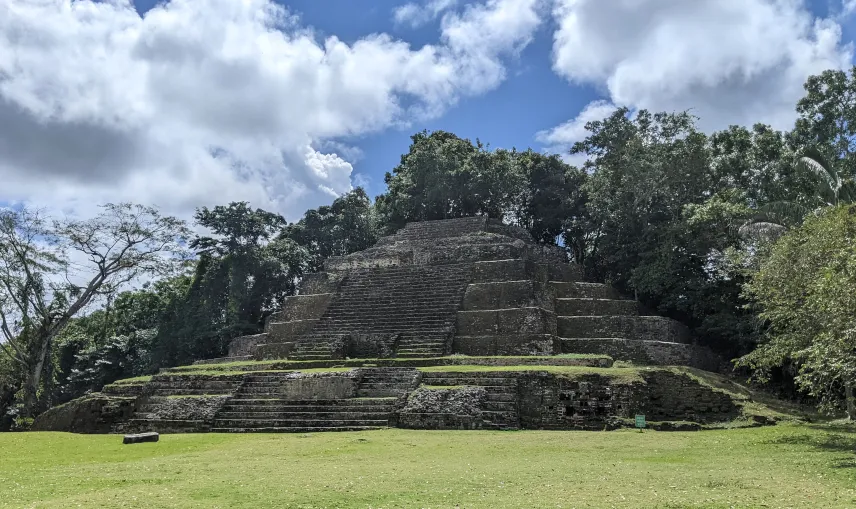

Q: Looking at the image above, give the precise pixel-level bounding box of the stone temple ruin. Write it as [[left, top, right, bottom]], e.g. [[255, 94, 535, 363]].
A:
[[34, 217, 771, 434]]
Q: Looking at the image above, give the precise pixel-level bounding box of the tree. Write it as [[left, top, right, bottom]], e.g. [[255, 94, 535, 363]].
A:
[[570, 108, 763, 356], [790, 67, 856, 179], [740, 148, 856, 241], [738, 205, 856, 418], [151, 203, 307, 367], [284, 188, 378, 272], [508, 149, 587, 246], [375, 130, 526, 231], [0, 204, 190, 416]]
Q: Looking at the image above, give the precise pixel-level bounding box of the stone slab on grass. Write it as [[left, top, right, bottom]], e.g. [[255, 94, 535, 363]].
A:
[[123, 432, 159, 445]]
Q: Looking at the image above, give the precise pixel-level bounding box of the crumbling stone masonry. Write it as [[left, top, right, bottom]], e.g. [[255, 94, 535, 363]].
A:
[[34, 218, 749, 434], [217, 217, 718, 367]]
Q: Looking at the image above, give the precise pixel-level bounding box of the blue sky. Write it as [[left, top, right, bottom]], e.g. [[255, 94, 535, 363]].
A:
[[2, 0, 856, 220], [130, 0, 597, 199]]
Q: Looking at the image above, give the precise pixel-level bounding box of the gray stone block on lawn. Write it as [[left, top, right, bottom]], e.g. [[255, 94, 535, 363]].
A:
[[123, 431, 159, 444]]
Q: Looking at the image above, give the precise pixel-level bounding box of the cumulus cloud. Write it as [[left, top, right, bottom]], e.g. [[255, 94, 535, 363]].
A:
[[535, 100, 617, 165], [0, 0, 542, 220], [542, 0, 854, 155], [394, 0, 459, 28]]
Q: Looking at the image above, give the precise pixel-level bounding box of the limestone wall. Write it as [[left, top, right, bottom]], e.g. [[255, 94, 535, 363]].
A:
[[31, 394, 136, 433]]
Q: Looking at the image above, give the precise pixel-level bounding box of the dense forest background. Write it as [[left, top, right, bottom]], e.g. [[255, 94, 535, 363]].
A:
[[3, 67, 856, 429]]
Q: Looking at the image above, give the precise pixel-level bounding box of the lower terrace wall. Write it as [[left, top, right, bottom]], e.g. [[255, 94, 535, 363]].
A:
[[31, 394, 136, 433], [515, 370, 740, 430]]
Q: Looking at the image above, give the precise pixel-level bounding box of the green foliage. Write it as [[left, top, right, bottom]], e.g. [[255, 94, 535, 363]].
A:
[[791, 66, 856, 179], [571, 109, 761, 355], [375, 130, 585, 246], [738, 205, 856, 416], [284, 188, 378, 271], [151, 203, 307, 368]]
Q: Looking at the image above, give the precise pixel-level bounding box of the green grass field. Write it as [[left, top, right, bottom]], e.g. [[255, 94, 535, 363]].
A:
[[1, 425, 854, 509]]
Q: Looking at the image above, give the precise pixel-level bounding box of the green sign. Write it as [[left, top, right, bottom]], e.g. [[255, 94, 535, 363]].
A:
[[635, 414, 646, 429]]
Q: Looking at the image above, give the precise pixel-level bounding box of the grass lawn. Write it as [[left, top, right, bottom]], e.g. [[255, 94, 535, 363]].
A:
[[1, 425, 855, 508]]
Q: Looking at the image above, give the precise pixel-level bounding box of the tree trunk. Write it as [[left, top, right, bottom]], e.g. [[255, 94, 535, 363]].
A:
[[22, 336, 50, 419], [846, 380, 855, 421]]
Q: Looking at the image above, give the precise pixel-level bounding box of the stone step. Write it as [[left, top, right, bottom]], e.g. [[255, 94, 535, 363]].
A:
[[361, 375, 418, 381], [486, 393, 516, 402], [213, 418, 389, 428], [150, 389, 233, 396], [421, 384, 517, 394], [557, 316, 691, 343], [216, 411, 391, 420], [221, 404, 395, 413], [127, 419, 207, 432], [210, 426, 385, 433], [225, 397, 397, 406], [420, 377, 518, 386], [556, 298, 638, 317], [421, 371, 526, 379], [396, 352, 445, 358], [484, 401, 517, 411], [549, 282, 621, 300], [359, 382, 414, 390], [356, 389, 408, 398]]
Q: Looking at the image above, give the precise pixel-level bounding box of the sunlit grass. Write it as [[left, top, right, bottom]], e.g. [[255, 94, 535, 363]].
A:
[[2, 424, 854, 508]]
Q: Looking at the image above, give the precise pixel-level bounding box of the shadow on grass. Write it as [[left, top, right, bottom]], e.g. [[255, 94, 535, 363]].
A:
[[770, 425, 856, 469]]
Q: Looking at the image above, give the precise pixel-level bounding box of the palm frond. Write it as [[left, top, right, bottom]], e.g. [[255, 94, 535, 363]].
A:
[[755, 201, 811, 227], [798, 148, 842, 205], [738, 221, 789, 243]]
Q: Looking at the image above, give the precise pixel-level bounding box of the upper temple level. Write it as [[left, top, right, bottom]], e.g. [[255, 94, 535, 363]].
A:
[[215, 217, 720, 370]]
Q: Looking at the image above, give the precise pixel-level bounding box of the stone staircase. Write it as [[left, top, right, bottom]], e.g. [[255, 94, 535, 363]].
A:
[[419, 371, 520, 429], [209, 372, 400, 432], [552, 281, 693, 363], [290, 264, 473, 360], [357, 367, 419, 397]]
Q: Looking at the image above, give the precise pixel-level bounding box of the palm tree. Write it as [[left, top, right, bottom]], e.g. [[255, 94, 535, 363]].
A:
[[740, 147, 856, 241]]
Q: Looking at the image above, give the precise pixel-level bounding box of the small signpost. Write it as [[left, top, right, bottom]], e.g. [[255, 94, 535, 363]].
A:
[[635, 414, 646, 431]]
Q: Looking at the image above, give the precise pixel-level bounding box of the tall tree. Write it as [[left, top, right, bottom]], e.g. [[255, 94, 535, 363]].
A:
[[0, 204, 189, 416], [738, 205, 856, 418], [151, 203, 306, 367], [375, 130, 529, 231], [284, 188, 378, 272], [790, 67, 856, 179]]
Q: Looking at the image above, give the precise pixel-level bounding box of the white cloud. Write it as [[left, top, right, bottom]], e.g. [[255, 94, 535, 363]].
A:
[[845, 0, 856, 16], [543, 0, 854, 155], [535, 100, 617, 165], [394, 0, 459, 28], [0, 0, 542, 221]]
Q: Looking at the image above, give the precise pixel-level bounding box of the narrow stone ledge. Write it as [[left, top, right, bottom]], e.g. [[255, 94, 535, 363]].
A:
[[556, 298, 638, 317], [452, 334, 560, 356], [557, 316, 691, 343], [457, 308, 557, 335]]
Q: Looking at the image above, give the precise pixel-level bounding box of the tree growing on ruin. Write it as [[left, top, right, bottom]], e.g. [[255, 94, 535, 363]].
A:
[[0, 204, 190, 416]]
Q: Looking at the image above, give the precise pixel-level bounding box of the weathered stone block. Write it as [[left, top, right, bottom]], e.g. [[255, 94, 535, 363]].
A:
[[557, 316, 691, 344], [457, 308, 557, 335], [560, 338, 723, 370], [31, 394, 136, 433], [123, 432, 159, 444], [253, 341, 295, 360], [462, 281, 539, 310], [472, 259, 531, 283], [268, 293, 334, 322], [228, 333, 268, 358], [556, 298, 638, 317], [550, 282, 621, 299], [452, 334, 559, 356], [265, 319, 319, 341], [299, 272, 342, 295]]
